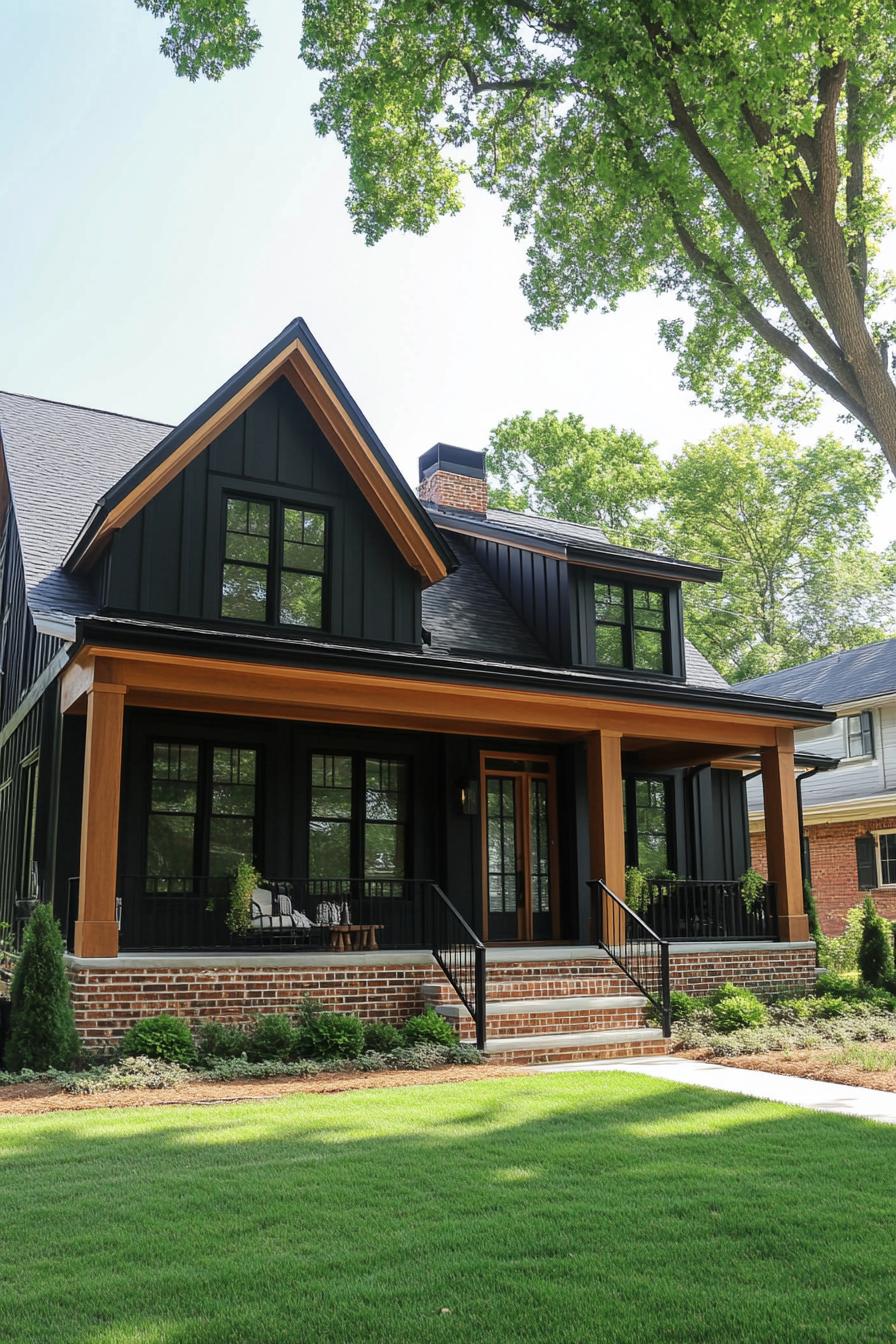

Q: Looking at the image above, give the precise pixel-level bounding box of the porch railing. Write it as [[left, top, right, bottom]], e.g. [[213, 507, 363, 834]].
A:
[[429, 883, 486, 1050], [589, 879, 671, 1037], [642, 878, 778, 942]]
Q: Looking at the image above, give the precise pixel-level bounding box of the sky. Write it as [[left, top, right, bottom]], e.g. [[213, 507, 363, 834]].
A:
[[1, 0, 894, 546]]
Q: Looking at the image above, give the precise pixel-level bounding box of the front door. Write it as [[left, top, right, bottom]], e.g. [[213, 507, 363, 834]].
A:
[[482, 754, 559, 942]]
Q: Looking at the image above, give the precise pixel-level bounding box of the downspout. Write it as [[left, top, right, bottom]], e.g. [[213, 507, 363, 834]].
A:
[[795, 767, 820, 887]]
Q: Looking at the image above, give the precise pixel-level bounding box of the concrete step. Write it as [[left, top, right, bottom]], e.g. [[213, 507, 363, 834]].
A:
[[433, 993, 651, 1040], [484, 1027, 670, 1066]]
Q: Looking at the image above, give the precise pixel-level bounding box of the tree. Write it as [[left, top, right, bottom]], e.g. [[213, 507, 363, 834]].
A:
[[486, 412, 663, 540], [5, 904, 79, 1072], [138, 1, 896, 475], [661, 425, 895, 679], [857, 894, 895, 986]]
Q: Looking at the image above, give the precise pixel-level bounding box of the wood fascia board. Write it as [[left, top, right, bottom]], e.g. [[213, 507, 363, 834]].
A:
[[65, 644, 808, 746], [282, 347, 447, 583]]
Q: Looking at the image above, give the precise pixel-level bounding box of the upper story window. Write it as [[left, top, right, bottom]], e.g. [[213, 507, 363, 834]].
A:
[[594, 580, 670, 674], [221, 495, 327, 629], [846, 710, 874, 760]]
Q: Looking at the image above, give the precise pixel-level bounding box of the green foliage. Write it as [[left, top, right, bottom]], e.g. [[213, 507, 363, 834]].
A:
[[486, 413, 663, 544], [227, 860, 260, 936], [246, 1014, 300, 1062], [818, 906, 867, 973], [195, 1020, 248, 1062], [669, 991, 701, 1023], [363, 1021, 403, 1053], [815, 970, 864, 999], [65, 1056, 192, 1094], [134, 0, 260, 81], [302, 1010, 365, 1060], [858, 894, 896, 987], [803, 880, 822, 943], [662, 427, 893, 680], [5, 904, 79, 1072], [119, 1014, 195, 1065], [740, 868, 766, 914], [402, 1007, 458, 1047], [707, 983, 768, 1033], [624, 866, 650, 914]]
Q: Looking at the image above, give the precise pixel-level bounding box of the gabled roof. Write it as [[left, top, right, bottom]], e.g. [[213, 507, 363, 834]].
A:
[[424, 503, 723, 584], [738, 638, 896, 705]]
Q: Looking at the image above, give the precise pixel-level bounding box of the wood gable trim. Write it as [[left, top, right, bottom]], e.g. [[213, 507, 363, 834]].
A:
[[67, 337, 451, 586]]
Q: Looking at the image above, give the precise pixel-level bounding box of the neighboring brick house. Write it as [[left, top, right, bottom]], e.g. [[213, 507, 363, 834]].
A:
[[742, 641, 896, 934]]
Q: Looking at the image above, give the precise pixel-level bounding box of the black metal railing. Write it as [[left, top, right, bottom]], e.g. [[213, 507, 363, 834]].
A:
[[643, 878, 778, 941], [429, 883, 486, 1049], [114, 875, 431, 952], [589, 879, 671, 1037]]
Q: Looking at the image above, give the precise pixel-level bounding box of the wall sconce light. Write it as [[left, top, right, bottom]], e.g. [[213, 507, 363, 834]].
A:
[[458, 779, 479, 816]]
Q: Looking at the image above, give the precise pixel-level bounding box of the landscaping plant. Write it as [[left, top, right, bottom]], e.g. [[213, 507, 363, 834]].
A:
[[5, 903, 79, 1072], [195, 1020, 248, 1061], [246, 1013, 300, 1062], [302, 1010, 365, 1060], [402, 1007, 458, 1048], [858, 894, 896, 987], [118, 1014, 195, 1065], [362, 1021, 403, 1053], [227, 859, 261, 936], [739, 869, 766, 915]]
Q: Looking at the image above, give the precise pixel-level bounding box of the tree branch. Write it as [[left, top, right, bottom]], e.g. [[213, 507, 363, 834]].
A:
[[846, 79, 868, 307]]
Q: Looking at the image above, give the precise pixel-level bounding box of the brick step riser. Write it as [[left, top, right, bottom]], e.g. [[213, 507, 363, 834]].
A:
[[425, 975, 638, 1003], [487, 1038, 671, 1066], [454, 1006, 650, 1040]]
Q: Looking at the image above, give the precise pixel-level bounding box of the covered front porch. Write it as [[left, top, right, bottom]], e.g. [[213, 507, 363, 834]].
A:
[[57, 639, 812, 963]]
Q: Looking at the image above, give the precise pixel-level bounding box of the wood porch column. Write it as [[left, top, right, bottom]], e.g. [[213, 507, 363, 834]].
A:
[[585, 730, 625, 943], [73, 682, 126, 958], [760, 728, 809, 943]]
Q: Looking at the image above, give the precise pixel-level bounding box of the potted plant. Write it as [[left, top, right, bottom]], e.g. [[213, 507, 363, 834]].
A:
[[740, 867, 766, 914], [227, 859, 261, 936], [624, 866, 650, 913]]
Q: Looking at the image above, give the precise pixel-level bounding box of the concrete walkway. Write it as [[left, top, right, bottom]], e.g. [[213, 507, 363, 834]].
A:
[[534, 1055, 896, 1125]]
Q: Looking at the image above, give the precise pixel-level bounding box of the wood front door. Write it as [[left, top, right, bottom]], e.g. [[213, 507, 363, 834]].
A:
[[481, 753, 559, 942]]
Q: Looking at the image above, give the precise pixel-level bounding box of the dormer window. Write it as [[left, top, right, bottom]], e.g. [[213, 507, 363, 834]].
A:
[[221, 494, 327, 628], [594, 579, 670, 674]]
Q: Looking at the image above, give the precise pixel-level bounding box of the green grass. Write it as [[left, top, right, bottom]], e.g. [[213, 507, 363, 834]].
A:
[[1, 1073, 894, 1343]]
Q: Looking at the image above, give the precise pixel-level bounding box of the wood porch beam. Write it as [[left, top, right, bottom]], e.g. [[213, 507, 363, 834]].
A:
[[760, 728, 809, 943], [626, 743, 748, 772], [72, 681, 126, 958]]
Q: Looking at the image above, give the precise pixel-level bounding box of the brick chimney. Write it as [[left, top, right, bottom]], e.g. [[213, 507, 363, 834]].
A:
[[418, 443, 488, 516]]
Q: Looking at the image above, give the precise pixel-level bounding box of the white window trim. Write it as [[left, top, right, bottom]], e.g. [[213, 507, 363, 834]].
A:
[[872, 829, 896, 887]]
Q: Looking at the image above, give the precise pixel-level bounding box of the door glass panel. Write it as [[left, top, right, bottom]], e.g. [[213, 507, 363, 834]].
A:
[[486, 777, 518, 914], [309, 753, 352, 879], [529, 778, 551, 914]]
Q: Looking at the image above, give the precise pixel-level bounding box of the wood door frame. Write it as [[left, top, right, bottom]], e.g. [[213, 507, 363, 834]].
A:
[[479, 750, 561, 942]]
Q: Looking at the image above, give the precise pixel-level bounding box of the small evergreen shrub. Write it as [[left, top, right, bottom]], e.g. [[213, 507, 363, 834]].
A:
[[858, 895, 895, 987], [195, 1020, 248, 1062], [246, 1013, 300, 1061], [363, 1021, 403, 1053], [402, 1007, 458, 1047], [303, 1010, 365, 1060], [709, 986, 767, 1033], [119, 1014, 195, 1065], [5, 903, 79, 1072]]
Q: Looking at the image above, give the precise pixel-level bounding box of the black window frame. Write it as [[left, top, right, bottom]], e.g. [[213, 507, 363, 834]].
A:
[[144, 737, 262, 886], [307, 750, 411, 883], [623, 774, 676, 876], [219, 491, 330, 631], [846, 710, 874, 760], [593, 577, 673, 676]]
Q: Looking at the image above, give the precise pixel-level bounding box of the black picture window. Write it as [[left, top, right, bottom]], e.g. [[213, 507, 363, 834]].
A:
[[308, 752, 409, 882], [221, 494, 327, 629], [623, 776, 674, 876], [846, 710, 874, 759], [146, 741, 258, 889], [594, 580, 670, 674]]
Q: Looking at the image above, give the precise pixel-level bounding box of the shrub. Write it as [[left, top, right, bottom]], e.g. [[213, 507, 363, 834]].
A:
[[669, 990, 701, 1023], [812, 994, 853, 1019], [303, 1010, 365, 1060], [740, 868, 766, 914], [195, 1020, 248, 1062], [402, 1007, 458, 1047], [227, 859, 261, 937], [815, 970, 863, 999], [818, 905, 865, 972], [858, 895, 895, 988], [363, 1021, 403, 1053], [710, 986, 767, 1033], [246, 1013, 300, 1062], [803, 879, 822, 942], [119, 1014, 195, 1065], [5, 904, 79, 1072], [65, 1056, 191, 1094]]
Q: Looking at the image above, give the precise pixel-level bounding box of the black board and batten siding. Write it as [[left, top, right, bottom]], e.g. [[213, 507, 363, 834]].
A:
[[0, 512, 66, 933], [99, 378, 422, 647], [468, 536, 571, 663]]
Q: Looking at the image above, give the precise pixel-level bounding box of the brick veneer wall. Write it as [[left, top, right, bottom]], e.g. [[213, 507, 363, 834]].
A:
[[752, 818, 896, 935], [66, 943, 818, 1047]]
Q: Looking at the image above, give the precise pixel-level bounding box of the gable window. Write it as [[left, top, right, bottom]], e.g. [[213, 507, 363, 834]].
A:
[[308, 752, 409, 882], [594, 580, 670, 674], [846, 710, 874, 760], [220, 494, 327, 629]]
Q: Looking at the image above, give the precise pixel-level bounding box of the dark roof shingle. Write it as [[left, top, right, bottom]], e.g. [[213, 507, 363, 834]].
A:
[[737, 639, 896, 704]]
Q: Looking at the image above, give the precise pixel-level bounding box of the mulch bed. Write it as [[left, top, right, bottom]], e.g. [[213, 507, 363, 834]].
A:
[[0, 1063, 525, 1116], [680, 1047, 896, 1093]]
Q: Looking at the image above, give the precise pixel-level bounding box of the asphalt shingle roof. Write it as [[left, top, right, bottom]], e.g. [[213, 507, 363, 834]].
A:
[[421, 537, 548, 662], [737, 639, 896, 705]]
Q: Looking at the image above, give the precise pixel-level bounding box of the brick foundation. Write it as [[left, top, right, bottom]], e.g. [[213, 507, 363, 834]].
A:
[[752, 818, 896, 935], [66, 942, 818, 1048]]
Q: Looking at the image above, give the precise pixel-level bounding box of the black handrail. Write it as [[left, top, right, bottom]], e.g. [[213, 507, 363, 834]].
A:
[[428, 883, 486, 1050], [588, 879, 671, 1038]]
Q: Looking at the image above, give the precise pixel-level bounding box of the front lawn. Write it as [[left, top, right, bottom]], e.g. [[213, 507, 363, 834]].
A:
[[1, 1073, 893, 1343]]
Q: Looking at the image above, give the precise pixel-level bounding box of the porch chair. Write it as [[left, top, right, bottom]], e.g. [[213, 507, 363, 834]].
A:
[[250, 884, 317, 944]]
